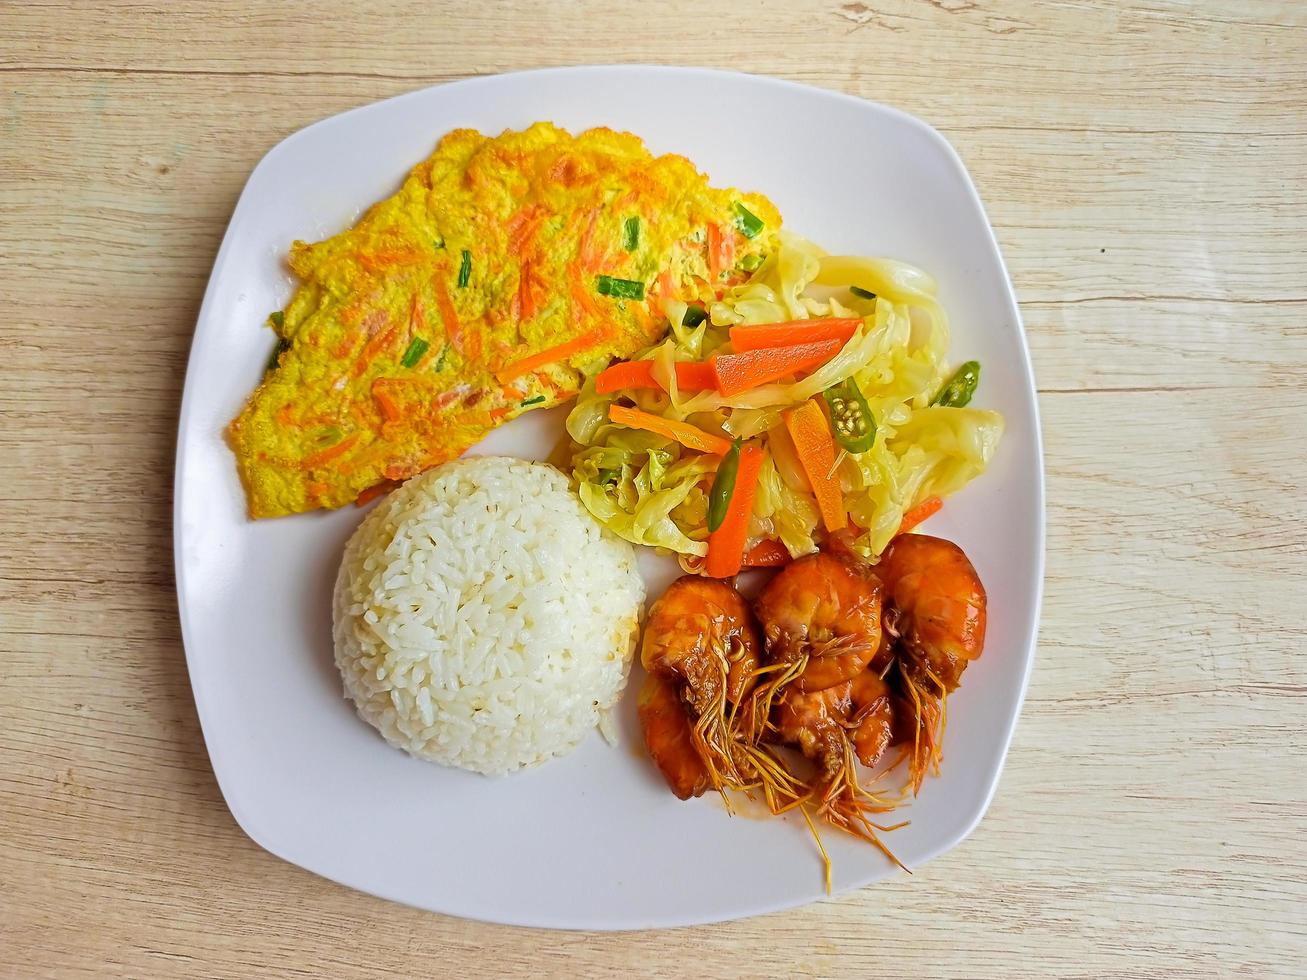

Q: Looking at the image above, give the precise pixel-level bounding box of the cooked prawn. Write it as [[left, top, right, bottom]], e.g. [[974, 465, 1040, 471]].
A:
[[769, 671, 893, 780], [768, 672, 906, 871], [846, 670, 895, 770], [639, 576, 762, 796], [753, 551, 883, 693], [771, 681, 853, 788], [635, 536, 987, 886], [637, 673, 710, 800], [876, 533, 987, 793]]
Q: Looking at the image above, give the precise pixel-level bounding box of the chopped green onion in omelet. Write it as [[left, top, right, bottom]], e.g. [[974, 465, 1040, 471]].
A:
[[596, 275, 646, 300], [399, 337, 430, 369]]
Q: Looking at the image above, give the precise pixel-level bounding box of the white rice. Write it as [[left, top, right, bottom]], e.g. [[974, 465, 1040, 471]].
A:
[[332, 456, 645, 775]]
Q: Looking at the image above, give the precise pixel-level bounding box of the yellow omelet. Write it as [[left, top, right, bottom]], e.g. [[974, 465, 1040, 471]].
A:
[[229, 123, 782, 517]]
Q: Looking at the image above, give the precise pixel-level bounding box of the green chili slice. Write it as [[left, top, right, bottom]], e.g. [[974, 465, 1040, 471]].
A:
[[931, 360, 981, 408], [822, 379, 877, 453], [706, 438, 743, 532], [457, 249, 472, 288], [520, 394, 547, 407], [622, 216, 640, 252], [733, 202, 764, 239], [681, 305, 708, 328], [740, 252, 764, 272], [596, 275, 645, 300], [849, 285, 876, 300]]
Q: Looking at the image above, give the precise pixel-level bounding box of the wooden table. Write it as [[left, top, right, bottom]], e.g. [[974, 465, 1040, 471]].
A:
[[4, 2, 1304, 976]]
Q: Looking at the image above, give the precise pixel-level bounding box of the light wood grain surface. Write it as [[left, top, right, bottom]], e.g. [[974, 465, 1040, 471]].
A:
[[3, 1, 1305, 976]]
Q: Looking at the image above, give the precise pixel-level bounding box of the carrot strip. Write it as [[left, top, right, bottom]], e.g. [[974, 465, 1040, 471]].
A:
[[350, 321, 400, 378], [898, 496, 943, 535], [782, 400, 847, 532], [354, 479, 399, 507], [656, 268, 676, 301], [675, 362, 718, 391], [301, 433, 359, 469], [516, 260, 540, 322], [533, 370, 570, 401], [706, 445, 765, 578], [596, 361, 659, 394], [372, 383, 401, 423], [729, 318, 862, 353], [506, 204, 547, 255], [496, 329, 605, 383], [578, 209, 604, 272], [705, 222, 735, 281], [706, 223, 723, 280], [409, 294, 426, 334], [569, 263, 603, 320], [743, 539, 791, 568], [607, 404, 732, 455], [711, 339, 841, 396], [432, 274, 463, 356], [594, 360, 718, 395], [384, 460, 417, 482], [358, 249, 423, 274], [718, 224, 736, 274]]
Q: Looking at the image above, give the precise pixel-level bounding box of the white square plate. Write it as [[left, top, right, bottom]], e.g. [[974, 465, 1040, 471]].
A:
[[174, 66, 1044, 929]]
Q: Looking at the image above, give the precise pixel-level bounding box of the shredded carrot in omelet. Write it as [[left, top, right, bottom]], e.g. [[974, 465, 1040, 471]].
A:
[[228, 122, 781, 518]]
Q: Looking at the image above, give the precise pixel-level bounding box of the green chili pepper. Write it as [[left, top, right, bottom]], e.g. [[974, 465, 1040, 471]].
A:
[[706, 438, 743, 532], [681, 305, 708, 328], [931, 360, 981, 408], [595, 274, 646, 300], [732, 202, 764, 239], [622, 216, 640, 252], [849, 285, 876, 300], [400, 337, 430, 368], [822, 378, 877, 453], [740, 252, 764, 272], [457, 249, 472, 288], [520, 395, 547, 407]]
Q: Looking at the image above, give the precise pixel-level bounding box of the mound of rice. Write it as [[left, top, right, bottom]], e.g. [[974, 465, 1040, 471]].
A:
[[332, 456, 645, 775]]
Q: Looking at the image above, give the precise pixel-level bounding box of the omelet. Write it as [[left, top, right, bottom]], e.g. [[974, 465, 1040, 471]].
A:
[[229, 122, 782, 518]]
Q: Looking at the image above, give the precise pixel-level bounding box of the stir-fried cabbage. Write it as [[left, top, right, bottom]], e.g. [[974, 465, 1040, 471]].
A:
[[567, 233, 1003, 561]]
